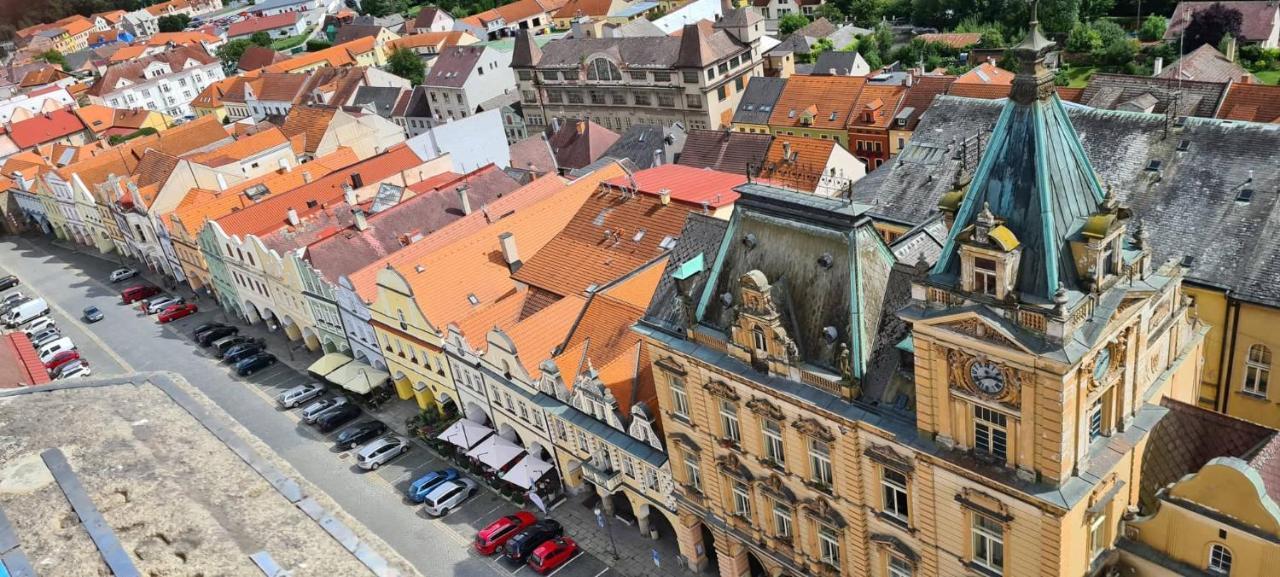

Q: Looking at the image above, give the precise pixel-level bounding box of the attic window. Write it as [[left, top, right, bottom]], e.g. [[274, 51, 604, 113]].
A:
[[1145, 160, 1162, 171], [632, 229, 646, 242], [306, 200, 318, 208], [467, 294, 480, 305], [1237, 188, 1255, 202], [788, 109, 796, 118], [586, 284, 599, 294], [1176, 139, 1190, 152], [760, 105, 772, 112], [1181, 255, 1195, 268], [658, 235, 677, 250], [828, 111, 837, 121], [1174, 116, 1188, 127]]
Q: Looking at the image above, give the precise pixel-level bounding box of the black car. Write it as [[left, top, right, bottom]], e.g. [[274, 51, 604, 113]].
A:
[[193, 322, 228, 339], [0, 275, 18, 291], [215, 336, 258, 356], [314, 403, 361, 432], [334, 421, 389, 450], [235, 352, 276, 376], [197, 326, 239, 347], [222, 343, 266, 364], [503, 520, 564, 563]]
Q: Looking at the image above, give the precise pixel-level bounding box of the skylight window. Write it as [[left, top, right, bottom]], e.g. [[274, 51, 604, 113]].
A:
[[658, 235, 677, 250], [632, 229, 646, 242], [1237, 188, 1255, 202], [467, 294, 480, 305], [1145, 160, 1162, 171]]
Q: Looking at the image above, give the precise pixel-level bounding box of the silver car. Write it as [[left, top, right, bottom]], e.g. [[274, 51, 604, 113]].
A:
[[109, 268, 138, 282], [143, 296, 181, 314], [300, 395, 349, 423], [30, 327, 61, 349], [355, 436, 409, 470], [422, 478, 478, 517], [277, 382, 324, 408]]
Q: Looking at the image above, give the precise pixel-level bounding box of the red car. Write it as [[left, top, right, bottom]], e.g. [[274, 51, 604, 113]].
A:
[[474, 512, 536, 555], [527, 536, 578, 574], [158, 303, 198, 323], [121, 284, 160, 304], [44, 349, 81, 373]]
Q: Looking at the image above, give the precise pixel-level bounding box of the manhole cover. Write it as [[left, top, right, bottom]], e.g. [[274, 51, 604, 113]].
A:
[[338, 452, 350, 460]]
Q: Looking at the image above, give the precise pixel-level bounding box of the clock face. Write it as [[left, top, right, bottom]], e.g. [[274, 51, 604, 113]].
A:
[[1093, 348, 1112, 382], [970, 361, 1006, 394]]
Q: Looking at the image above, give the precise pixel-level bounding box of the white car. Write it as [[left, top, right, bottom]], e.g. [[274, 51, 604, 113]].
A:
[[277, 382, 325, 408], [55, 359, 91, 379], [143, 296, 182, 314], [422, 478, 479, 517], [300, 396, 349, 423], [22, 316, 55, 337], [355, 436, 409, 470], [109, 268, 138, 283]]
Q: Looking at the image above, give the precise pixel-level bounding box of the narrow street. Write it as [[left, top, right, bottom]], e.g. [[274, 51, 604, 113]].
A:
[[0, 235, 623, 577]]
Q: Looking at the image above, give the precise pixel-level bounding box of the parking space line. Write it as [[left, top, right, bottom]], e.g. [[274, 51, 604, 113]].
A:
[[591, 568, 609, 577], [546, 551, 585, 577]]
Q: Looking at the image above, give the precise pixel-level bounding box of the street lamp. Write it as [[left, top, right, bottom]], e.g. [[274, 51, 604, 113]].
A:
[[594, 506, 619, 560]]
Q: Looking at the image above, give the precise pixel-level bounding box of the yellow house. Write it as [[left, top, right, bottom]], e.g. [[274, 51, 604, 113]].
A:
[[368, 268, 456, 410], [1190, 286, 1280, 430], [1120, 398, 1280, 577]]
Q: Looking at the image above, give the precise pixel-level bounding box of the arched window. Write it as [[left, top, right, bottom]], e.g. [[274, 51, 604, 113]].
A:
[[1244, 344, 1271, 396], [1208, 543, 1232, 574], [586, 58, 621, 82]]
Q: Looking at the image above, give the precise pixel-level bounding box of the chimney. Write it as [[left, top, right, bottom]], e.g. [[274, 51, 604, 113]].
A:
[[1227, 36, 1238, 62], [343, 183, 356, 206], [659, 188, 671, 205], [216, 173, 227, 191], [550, 117, 561, 133], [576, 120, 585, 135], [351, 173, 364, 189], [782, 141, 792, 161], [353, 208, 369, 231], [905, 74, 914, 87], [278, 157, 291, 172], [286, 207, 299, 226], [302, 171, 312, 183], [498, 232, 521, 273], [1153, 56, 1163, 76], [457, 186, 472, 215], [652, 148, 664, 167]]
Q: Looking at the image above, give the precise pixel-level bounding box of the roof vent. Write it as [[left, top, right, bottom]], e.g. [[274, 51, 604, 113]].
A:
[[467, 293, 480, 305], [585, 284, 598, 294], [1144, 160, 1162, 171], [415, 264, 426, 273], [742, 233, 756, 248], [306, 199, 318, 208], [817, 252, 833, 268], [1180, 255, 1195, 268], [1176, 139, 1190, 152], [828, 111, 837, 121], [658, 235, 677, 250], [1236, 188, 1254, 202], [787, 109, 795, 118], [632, 229, 646, 242]]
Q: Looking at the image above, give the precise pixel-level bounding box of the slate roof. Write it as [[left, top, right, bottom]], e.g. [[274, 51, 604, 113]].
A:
[[334, 24, 387, 45], [732, 76, 787, 126], [1078, 73, 1228, 118], [400, 86, 433, 118], [413, 6, 452, 31], [1166, 1, 1280, 43], [531, 27, 744, 68], [897, 75, 955, 131], [853, 94, 1280, 309], [597, 124, 685, 170], [812, 51, 868, 75], [351, 86, 406, 119], [305, 164, 521, 283], [1216, 81, 1280, 122], [675, 129, 771, 174], [1156, 43, 1255, 84], [641, 212, 728, 336], [546, 119, 618, 171]]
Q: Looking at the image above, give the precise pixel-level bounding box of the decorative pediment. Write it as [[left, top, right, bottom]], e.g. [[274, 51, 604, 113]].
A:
[[869, 534, 919, 564], [716, 453, 753, 481], [945, 348, 1024, 411], [756, 473, 795, 501], [955, 488, 1013, 523], [791, 417, 834, 443], [936, 317, 1019, 350], [669, 432, 700, 453], [654, 356, 687, 375], [703, 379, 740, 401], [746, 396, 784, 421], [802, 496, 846, 528], [863, 443, 914, 473]]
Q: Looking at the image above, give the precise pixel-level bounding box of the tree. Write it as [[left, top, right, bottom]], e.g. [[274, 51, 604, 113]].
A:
[[1093, 19, 1126, 46], [842, 0, 888, 24], [816, 3, 845, 23], [306, 39, 332, 51], [1038, 0, 1080, 36], [250, 31, 273, 47], [360, 0, 407, 17], [386, 48, 425, 85], [779, 13, 810, 36], [1139, 15, 1168, 42], [157, 13, 191, 32], [1182, 2, 1242, 54], [216, 39, 252, 73], [1066, 22, 1102, 52], [979, 29, 1005, 48], [39, 49, 66, 67], [805, 37, 835, 62], [1078, 0, 1114, 22]]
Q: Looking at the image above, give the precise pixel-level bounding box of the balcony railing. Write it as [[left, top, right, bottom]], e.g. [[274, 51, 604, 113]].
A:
[[582, 461, 622, 493]]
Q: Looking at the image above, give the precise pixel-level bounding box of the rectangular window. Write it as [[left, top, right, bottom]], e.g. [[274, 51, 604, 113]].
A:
[[772, 502, 792, 538], [818, 525, 840, 566], [974, 405, 1008, 461], [633, 92, 650, 105], [563, 70, 579, 80], [1088, 398, 1103, 441], [567, 91, 584, 104], [762, 418, 785, 465], [629, 70, 647, 81], [720, 400, 740, 443], [881, 467, 909, 523], [974, 257, 998, 295], [518, 70, 533, 81], [971, 513, 1005, 574], [889, 556, 913, 577], [578, 430, 590, 452], [1089, 514, 1106, 559], [522, 90, 537, 103], [682, 70, 698, 83], [810, 439, 832, 486], [590, 90, 605, 104], [623, 457, 636, 479], [546, 90, 563, 104], [716, 85, 728, 101], [684, 453, 701, 491], [657, 93, 674, 107], [541, 70, 558, 81], [1245, 345, 1271, 395], [653, 71, 671, 82], [732, 481, 751, 516], [670, 376, 689, 418]]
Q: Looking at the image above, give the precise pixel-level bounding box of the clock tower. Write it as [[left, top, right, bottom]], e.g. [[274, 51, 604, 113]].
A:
[[898, 7, 1204, 487]]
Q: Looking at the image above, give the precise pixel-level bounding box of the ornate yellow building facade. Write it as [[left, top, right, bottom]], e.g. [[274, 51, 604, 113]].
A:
[[635, 20, 1207, 577]]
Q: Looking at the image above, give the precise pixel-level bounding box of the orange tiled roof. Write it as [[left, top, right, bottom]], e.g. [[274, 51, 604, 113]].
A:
[[192, 76, 244, 109], [1216, 81, 1280, 123], [280, 106, 339, 155], [915, 32, 983, 49], [143, 31, 222, 47], [498, 0, 552, 22], [501, 294, 587, 375], [1055, 86, 1085, 103], [264, 37, 375, 73], [955, 61, 1013, 86], [947, 82, 1011, 99], [511, 167, 704, 299], [185, 126, 289, 167], [757, 136, 836, 192], [350, 166, 621, 328], [848, 84, 907, 129], [552, 0, 612, 19], [108, 45, 147, 63], [769, 75, 866, 130], [387, 30, 476, 52], [74, 104, 117, 134]]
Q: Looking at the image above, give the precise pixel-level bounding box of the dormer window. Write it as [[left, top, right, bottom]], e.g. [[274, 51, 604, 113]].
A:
[[752, 325, 767, 351], [973, 258, 998, 296]]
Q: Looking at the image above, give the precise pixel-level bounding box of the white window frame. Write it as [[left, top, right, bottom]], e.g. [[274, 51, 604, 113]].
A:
[[973, 256, 998, 295], [973, 405, 1009, 462], [1208, 543, 1232, 574], [732, 481, 751, 517], [818, 524, 840, 567], [1244, 344, 1271, 396], [720, 400, 740, 443], [684, 453, 701, 492], [809, 438, 833, 486], [1088, 513, 1107, 559], [881, 467, 909, 523], [772, 501, 791, 538], [971, 513, 1005, 574], [670, 376, 689, 418], [888, 555, 913, 577], [763, 418, 785, 465]]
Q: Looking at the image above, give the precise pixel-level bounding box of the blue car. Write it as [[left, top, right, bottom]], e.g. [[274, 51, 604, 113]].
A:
[[407, 468, 462, 503]]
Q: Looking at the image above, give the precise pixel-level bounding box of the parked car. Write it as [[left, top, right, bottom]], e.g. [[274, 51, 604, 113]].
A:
[[314, 403, 361, 432], [192, 322, 229, 339], [158, 303, 198, 323], [22, 316, 55, 337], [44, 349, 81, 373], [333, 420, 388, 450], [143, 295, 182, 314], [4, 298, 47, 327], [0, 292, 26, 311], [277, 382, 325, 409], [121, 285, 160, 304], [222, 343, 265, 364], [0, 275, 17, 290], [355, 436, 409, 470], [31, 327, 62, 349], [234, 352, 276, 376], [83, 305, 104, 323], [502, 520, 565, 564], [527, 536, 579, 574], [300, 396, 349, 423], [108, 268, 138, 282], [37, 337, 75, 364], [408, 468, 462, 504], [54, 359, 91, 379], [474, 512, 537, 555], [215, 335, 257, 356], [422, 478, 479, 517], [197, 326, 239, 346]]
